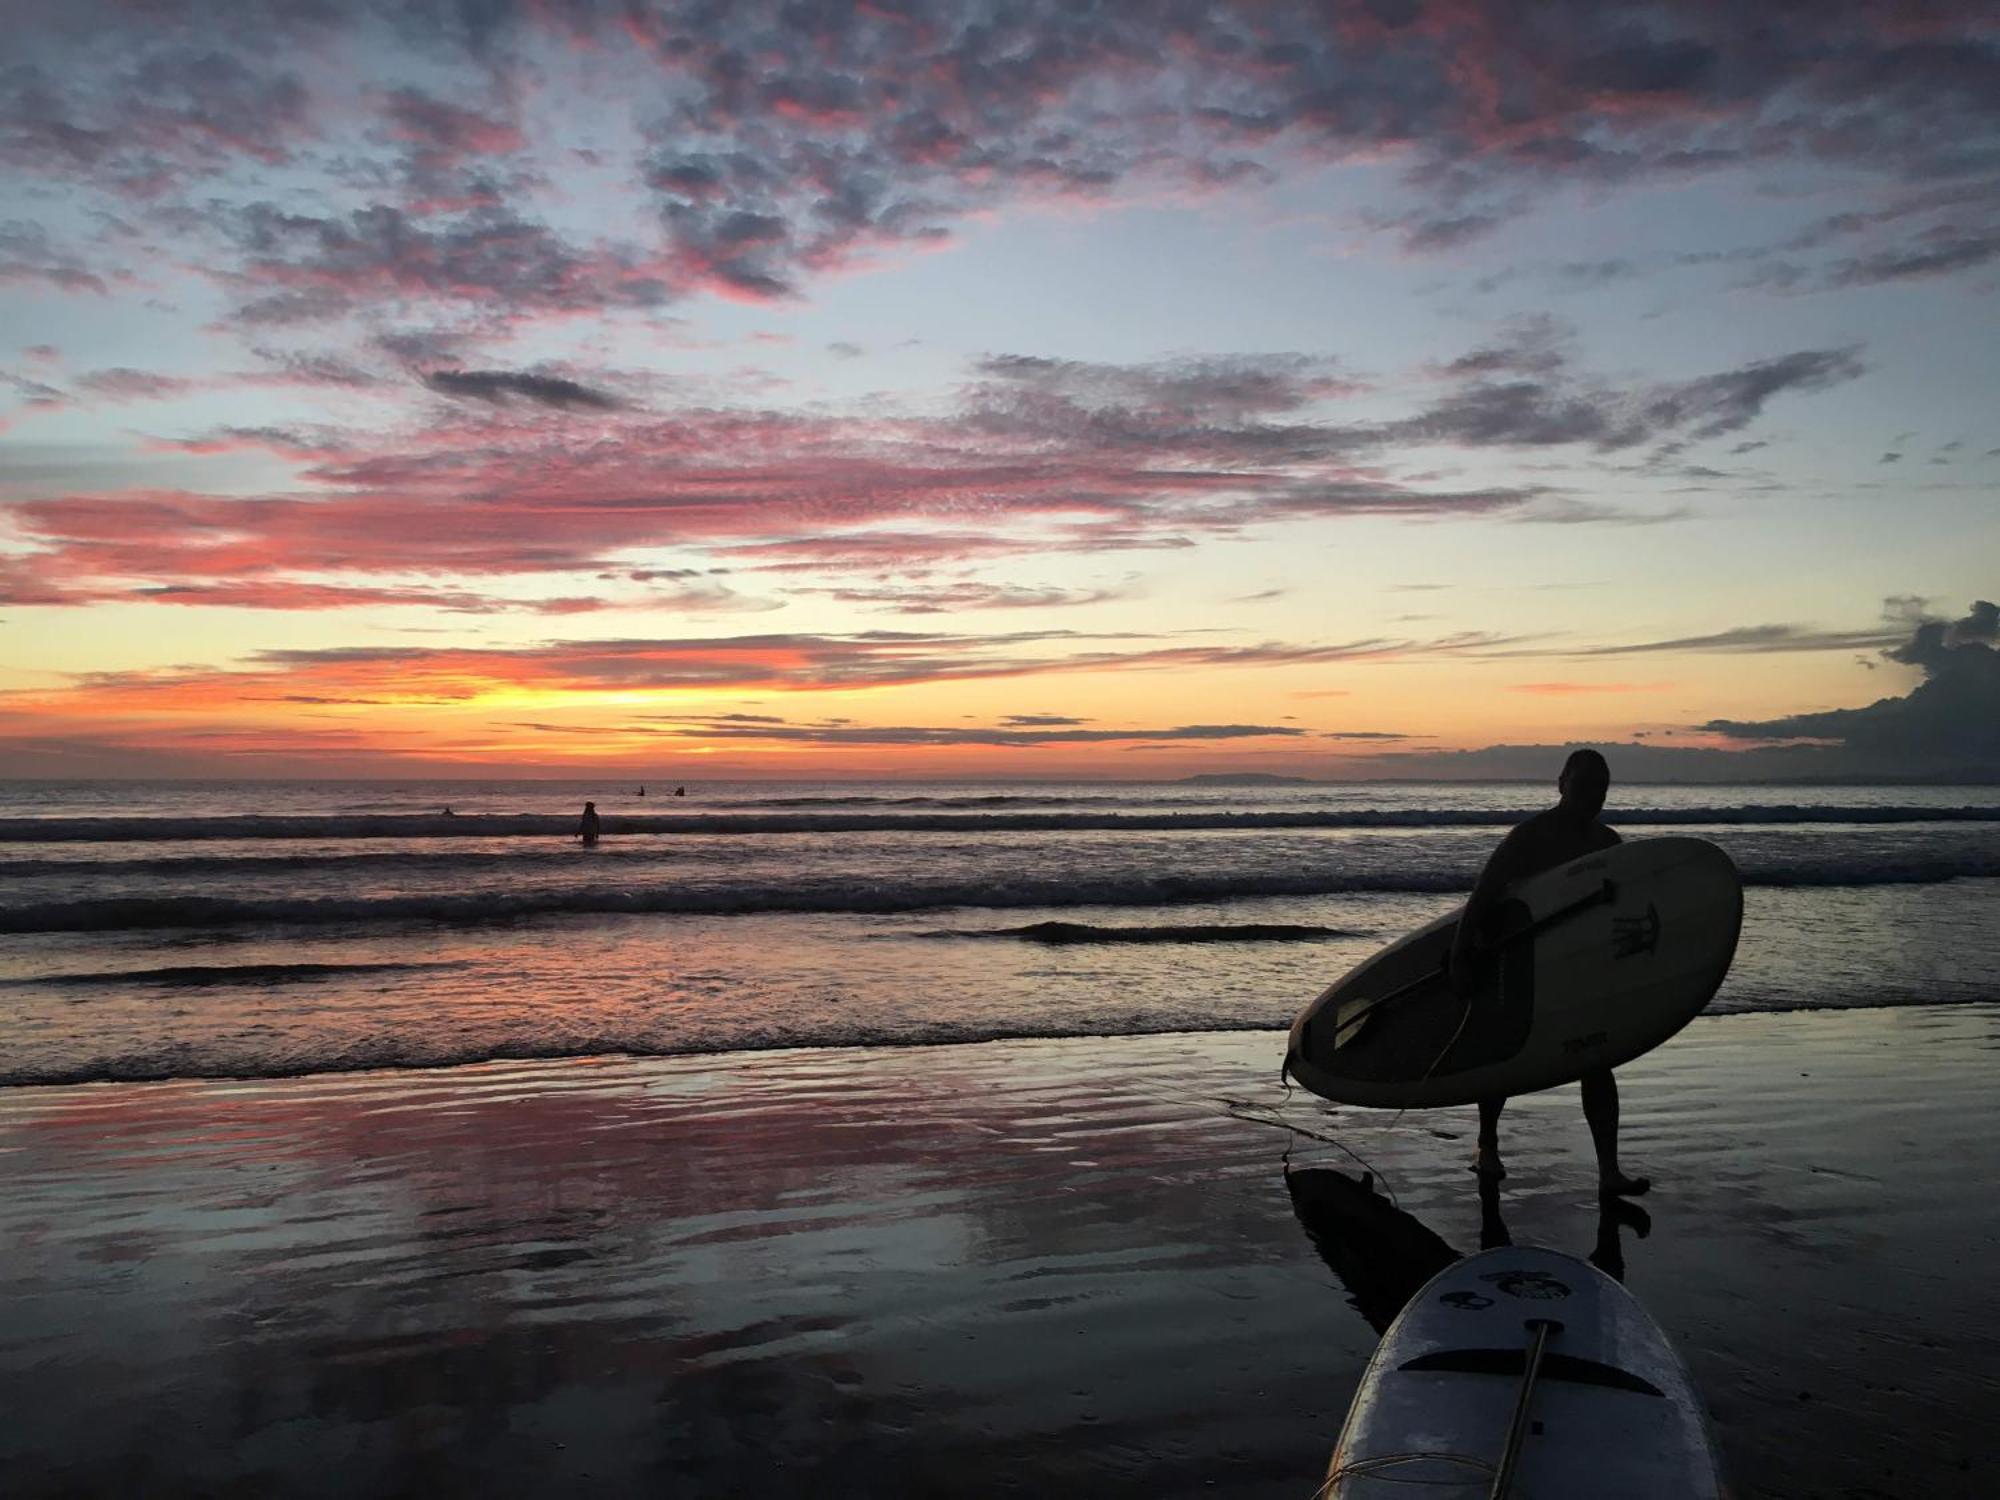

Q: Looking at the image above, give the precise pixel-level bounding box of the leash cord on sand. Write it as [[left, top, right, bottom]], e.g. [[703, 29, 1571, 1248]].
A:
[[1216, 1097, 1401, 1208], [1111, 1066, 1403, 1203], [1310, 1452, 1497, 1494]]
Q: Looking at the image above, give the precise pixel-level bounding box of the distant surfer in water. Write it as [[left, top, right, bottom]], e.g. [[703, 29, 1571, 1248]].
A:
[[1449, 748, 1649, 1197], [577, 801, 601, 846]]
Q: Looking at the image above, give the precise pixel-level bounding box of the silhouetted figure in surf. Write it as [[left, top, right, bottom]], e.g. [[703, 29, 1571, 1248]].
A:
[[673, 785, 685, 797], [638, 785, 646, 797], [577, 801, 601, 846], [1449, 748, 1648, 1197]]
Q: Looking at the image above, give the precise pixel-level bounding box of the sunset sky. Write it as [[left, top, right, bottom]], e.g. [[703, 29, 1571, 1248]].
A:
[[3, 0, 1995, 779]]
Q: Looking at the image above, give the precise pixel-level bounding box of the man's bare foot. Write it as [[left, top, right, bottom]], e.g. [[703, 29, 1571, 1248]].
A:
[[1472, 1148, 1507, 1181], [1600, 1197, 1652, 1236], [1599, 1171, 1650, 1197]]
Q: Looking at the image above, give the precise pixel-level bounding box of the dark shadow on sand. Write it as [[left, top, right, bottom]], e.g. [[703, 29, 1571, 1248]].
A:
[[1284, 1165, 1653, 1335]]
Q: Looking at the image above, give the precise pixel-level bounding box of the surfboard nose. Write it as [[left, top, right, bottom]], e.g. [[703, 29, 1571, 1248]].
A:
[[1283, 1029, 1332, 1097]]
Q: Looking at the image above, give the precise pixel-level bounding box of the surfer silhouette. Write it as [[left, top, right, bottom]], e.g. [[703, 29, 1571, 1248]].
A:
[[577, 800, 601, 846], [1449, 749, 1648, 1197]]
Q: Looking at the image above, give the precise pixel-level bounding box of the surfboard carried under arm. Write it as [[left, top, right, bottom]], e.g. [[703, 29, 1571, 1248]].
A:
[[1285, 837, 1741, 1110]]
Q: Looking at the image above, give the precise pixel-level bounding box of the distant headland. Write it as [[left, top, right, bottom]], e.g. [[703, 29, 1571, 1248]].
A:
[[1173, 773, 1317, 786]]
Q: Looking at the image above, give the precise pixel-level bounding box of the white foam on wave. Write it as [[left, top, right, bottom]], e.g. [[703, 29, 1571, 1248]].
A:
[[5, 858, 1997, 934]]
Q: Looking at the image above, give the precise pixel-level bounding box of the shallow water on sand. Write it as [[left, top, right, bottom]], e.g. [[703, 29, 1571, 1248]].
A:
[[3, 1007, 1995, 1498]]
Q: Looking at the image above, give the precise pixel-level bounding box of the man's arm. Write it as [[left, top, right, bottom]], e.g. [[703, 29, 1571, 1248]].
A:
[[1450, 827, 1528, 978]]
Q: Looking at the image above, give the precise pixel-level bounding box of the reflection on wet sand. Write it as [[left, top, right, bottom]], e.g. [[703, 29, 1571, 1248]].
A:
[[1285, 1165, 1655, 1338], [1, 1038, 1352, 1497]]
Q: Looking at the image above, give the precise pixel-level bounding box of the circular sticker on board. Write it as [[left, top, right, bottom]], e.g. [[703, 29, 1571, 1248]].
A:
[[1439, 1290, 1495, 1310], [1481, 1269, 1571, 1300]]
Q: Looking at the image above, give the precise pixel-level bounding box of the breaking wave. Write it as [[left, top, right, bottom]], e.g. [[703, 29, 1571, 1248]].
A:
[[1, 960, 469, 989], [0, 1016, 1290, 1088], [3, 991, 1990, 1089], [911, 921, 1359, 943], [5, 856, 1996, 934]]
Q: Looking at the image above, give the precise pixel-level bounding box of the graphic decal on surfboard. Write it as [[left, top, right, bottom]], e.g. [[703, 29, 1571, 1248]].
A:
[[1613, 903, 1661, 960], [1481, 1268, 1571, 1300]]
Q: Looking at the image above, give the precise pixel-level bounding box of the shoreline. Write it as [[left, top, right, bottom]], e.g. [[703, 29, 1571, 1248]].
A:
[[0, 996, 1992, 1094]]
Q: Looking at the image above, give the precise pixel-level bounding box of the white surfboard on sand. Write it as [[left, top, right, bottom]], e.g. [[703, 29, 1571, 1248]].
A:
[[1285, 837, 1741, 1109], [1322, 1245, 1723, 1498]]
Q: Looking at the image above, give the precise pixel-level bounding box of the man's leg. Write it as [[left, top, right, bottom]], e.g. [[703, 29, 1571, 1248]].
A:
[[1474, 1096, 1506, 1179], [1581, 1068, 1649, 1196]]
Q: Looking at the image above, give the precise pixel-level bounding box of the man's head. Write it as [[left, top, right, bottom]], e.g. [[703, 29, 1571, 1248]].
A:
[[1557, 748, 1610, 821]]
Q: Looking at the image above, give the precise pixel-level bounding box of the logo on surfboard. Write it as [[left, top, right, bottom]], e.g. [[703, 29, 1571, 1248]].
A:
[[1482, 1269, 1572, 1300], [1612, 903, 1660, 960]]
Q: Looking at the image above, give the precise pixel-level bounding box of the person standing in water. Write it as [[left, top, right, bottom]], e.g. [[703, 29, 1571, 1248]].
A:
[[1448, 748, 1648, 1197], [577, 801, 601, 846]]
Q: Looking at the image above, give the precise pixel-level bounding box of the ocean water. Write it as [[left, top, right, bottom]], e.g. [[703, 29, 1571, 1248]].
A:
[[2, 778, 1997, 1087]]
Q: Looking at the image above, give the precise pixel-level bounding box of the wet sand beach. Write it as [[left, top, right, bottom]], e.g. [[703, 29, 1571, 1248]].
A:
[[4, 1006, 1996, 1498]]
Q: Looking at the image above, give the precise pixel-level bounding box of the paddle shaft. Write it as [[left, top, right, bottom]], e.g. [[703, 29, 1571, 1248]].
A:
[[1329, 879, 1617, 1044], [1488, 1317, 1563, 1500]]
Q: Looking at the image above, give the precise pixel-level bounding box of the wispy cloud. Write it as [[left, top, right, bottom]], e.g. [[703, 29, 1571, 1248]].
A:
[[796, 581, 1133, 614], [636, 716, 1305, 747], [421, 368, 623, 411], [1570, 624, 1908, 657], [1395, 346, 1864, 452]]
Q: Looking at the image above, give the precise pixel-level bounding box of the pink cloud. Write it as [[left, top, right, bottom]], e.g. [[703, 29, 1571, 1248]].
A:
[[0, 0, 1986, 331], [22, 338, 1848, 609]]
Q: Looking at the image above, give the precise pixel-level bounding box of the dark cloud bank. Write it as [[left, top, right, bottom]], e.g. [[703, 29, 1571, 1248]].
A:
[[1372, 600, 2000, 781], [1703, 600, 1999, 768]]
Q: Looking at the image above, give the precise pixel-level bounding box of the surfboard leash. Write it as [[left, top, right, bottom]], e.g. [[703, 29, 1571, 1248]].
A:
[[1312, 1449, 1497, 1494], [1216, 1095, 1404, 1208]]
